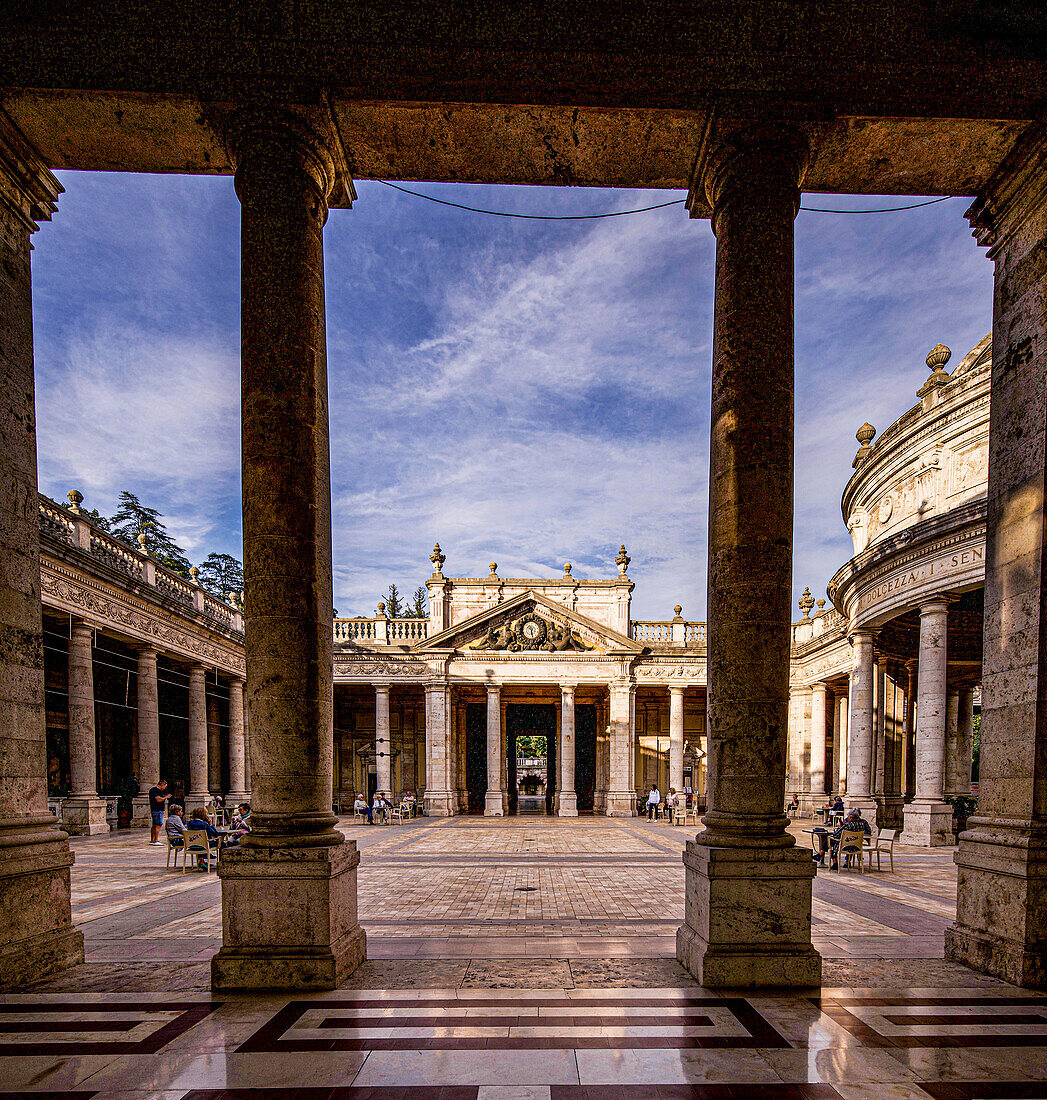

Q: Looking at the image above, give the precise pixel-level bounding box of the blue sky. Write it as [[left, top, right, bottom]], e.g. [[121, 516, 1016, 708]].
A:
[[30, 175, 991, 620]]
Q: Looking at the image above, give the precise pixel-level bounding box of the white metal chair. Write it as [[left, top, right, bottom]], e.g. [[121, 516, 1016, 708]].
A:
[[869, 827, 897, 872], [182, 828, 218, 873]]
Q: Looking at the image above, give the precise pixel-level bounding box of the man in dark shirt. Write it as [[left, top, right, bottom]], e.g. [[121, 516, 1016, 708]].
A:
[[148, 779, 171, 845]]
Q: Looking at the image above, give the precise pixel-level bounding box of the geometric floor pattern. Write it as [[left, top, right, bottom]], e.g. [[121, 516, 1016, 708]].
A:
[[2, 816, 1044, 1096]]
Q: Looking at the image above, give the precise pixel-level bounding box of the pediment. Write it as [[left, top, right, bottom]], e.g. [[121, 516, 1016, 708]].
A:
[[417, 590, 642, 655]]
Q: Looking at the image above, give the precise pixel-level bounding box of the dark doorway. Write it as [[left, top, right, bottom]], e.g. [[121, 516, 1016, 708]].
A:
[[507, 704, 556, 816], [465, 702, 487, 813], [576, 703, 597, 813]]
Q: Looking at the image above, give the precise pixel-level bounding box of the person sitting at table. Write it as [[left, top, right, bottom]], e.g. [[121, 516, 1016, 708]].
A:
[[372, 791, 388, 824], [188, 807, 224, 868], [831, 795, 845, 814], [225, 804, 252, 846], [165, 804, 187, 852], [786, 794, 799, 816], [402, 790, 416, 815], [814, 808, 871, 868], [354, 793, 373, 824]]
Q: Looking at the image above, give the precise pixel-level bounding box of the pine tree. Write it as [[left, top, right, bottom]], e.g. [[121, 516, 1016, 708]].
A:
[[411, 585, 428, 617], [108, 491, 192, 577], [197, 552, 244, 602], [382, 584, 403, 618]]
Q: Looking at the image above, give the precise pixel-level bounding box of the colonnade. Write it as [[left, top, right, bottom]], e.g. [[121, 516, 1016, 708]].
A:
[[56, 614, 249, 834], [2, 106, 1046, 992]]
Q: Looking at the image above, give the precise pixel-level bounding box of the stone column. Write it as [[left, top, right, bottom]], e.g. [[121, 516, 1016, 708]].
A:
[[845, 632, 878, 829], [207, 691, 222, 794], [211, 107, 365, 991], [423, 682, 455, 816], [948, 124, 1047, 986], [835, 691, 849, 794], [374, 684, 392, 798], [63, 618, 108, 834], [131, 647, 161, 827], [676, 125, 819, 987], [484, 684, 505, 816], [903, 659, 918, 799], [809, 683, 827, 801], [944, 690, 962, 799], [954, 688, 975, 798], [227, 677, 247, 803], [669, 686, 685, 796], [558, 684, 578, 817], [184, 664, 209, 814], [455, 697, 468, 813], [606, 682, 636, 816], [901, 600, 953, 846], [0, 111, 82, 988]]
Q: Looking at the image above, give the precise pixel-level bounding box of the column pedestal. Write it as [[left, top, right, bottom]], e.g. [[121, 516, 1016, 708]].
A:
[[676, 842, 822, 987], [62, 797, 109, 835], [130, 795, 153, 828], [213, 842, 366, 989]]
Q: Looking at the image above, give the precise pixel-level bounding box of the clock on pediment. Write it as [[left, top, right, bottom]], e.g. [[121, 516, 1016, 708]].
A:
[[514, 612, 548, 650]]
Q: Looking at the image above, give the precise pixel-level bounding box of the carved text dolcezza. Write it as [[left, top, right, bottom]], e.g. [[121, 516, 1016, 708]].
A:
[[40, 571, 245, 674], [854, 544, 984, 616]]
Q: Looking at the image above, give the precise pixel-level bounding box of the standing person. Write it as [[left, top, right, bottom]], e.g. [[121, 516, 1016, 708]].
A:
[[148, 779, 171, 845], [666, 787, 679, 824], [647, 784, 661, 821]]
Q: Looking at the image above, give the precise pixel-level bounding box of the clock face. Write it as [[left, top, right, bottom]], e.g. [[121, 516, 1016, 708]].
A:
[[522, 620, 542, 640], [514, 614, 548, 648]]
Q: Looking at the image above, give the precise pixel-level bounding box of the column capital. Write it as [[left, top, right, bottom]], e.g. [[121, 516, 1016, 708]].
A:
[[848, 629, 877, 646], [486, 682, 501, 697], [219, 104, 355, 214], [919, 597, 953, 617], [668, 684, 685, 698], [810, 681, 828, 696], [0, 110, 61, 236], [373, 682, 391, 695], [559, 683, 577, 697], [689, 121, 809, 230], [137, 643, 159, 658]]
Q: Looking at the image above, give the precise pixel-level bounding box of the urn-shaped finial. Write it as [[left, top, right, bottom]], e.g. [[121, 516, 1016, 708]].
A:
[[488, 562, 498, 577], [66, 489, 83, 512], [189, 565, 200, 584], [429, 541, 446, 574], [137, 532, 150, 555], [563, 562, 572, 576], [855, 422, 876, 446], [798, 586, 815, 618], [615, 544, 631, 575], [926, 343, 952, 372], [376, 600, 387, 618], [674, 604, 683, 617]]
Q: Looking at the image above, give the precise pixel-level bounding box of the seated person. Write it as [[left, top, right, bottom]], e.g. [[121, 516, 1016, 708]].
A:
[[402, 790, 416, 814], [813, 808, 872, 868], [225, 803, 252, 846], [187, 807, 224, 868], [165, 804, 187, 849], [353, 794, 373, 824], [787, 794, 799, 815], [831, 795, 845, 814], [372, 791, 388, 824]]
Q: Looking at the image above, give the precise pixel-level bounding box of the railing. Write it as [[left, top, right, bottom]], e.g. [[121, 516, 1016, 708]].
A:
[[631, 620, 706, 647], [333, 616, 429, 644], [37, 493, 243, 634]]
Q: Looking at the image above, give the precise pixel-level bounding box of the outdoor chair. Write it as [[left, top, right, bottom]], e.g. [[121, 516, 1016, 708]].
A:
[[182, 828, 218, 874], [869, 827, 897, 872], [389, 803, 404, 824], [165, 830, 184, 870], [834, 827, 866, 872]]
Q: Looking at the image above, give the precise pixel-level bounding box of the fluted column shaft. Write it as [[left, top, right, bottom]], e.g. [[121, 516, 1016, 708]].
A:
[[810, 683, 827, 799], [68, 620, 98, 798], [955, 688, 975, 797], [845, 632, 877, 828], [944, 690, 961, 798], [669, 686, 685, 794], [188, 665, 209, 798], [227, 677, 247, 799], [559, 685, 577, 817], [836, 692, 849, 794], [375, 685, 392, 796]]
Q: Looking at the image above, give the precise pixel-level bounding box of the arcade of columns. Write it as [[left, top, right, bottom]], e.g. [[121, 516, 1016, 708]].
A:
[[2, 106, 1046, 992]]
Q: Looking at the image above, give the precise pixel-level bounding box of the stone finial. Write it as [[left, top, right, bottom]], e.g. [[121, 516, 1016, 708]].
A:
[[672, 604, 684, 622], [66, 489, 83, 513], [137, 532, 150, 555], [189, 565, 200, 584], [798, 586, 815, 618], [816, 598, 826, 614], [853, 422, 876, 467], [429, 541, 445, 574], [615, 544, 631, 575], [376, 600, 387, 618], [488, 562, 498, 577], [919, 342, 952, 397], [563, 562, 573, 576], [926, 343, 952, 372]]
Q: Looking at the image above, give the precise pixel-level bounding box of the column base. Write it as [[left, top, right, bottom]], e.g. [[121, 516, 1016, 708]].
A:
[[557, 791, 578, 817], [211, 839, 366, 991], [483, 791, 506, 817], [676, 839, 821, 989], [130, 795, 153, 828], [843, 796, 878, 833], [423, 790, 457, 817], [183, 795, 209, 816], [605, 790, 637, 817], [62, 796, 109, 835], [900, 800, 953, 846], [945, 824, 1047, 988], [0, 815, 84, 990], [226, 790, 250, 806]]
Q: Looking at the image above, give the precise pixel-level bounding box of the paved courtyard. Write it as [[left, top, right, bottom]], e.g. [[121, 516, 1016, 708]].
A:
[[3, 817, 1045, 1097]]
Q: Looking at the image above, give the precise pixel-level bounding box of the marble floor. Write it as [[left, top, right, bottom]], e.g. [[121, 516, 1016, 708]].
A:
[[3, 816, 1043, 1097]]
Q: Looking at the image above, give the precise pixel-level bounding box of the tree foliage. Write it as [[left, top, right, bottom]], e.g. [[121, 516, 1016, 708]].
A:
[[516, 735, 547, 758], [381, 584, 403, 618], [379, 583, 429, 618], [411, 585, 428, 617], [108, 491, 193, 576], [197, 552, 244, 601]]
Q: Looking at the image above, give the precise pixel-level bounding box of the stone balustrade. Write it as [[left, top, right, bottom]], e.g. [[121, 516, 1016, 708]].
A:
[[631, 619, 706, 649], [334, 616, 428, 644]]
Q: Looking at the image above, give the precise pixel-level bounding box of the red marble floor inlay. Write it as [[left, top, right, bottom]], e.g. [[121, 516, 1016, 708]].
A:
[[919, 1086, 1047, 1099], [0, 1001, 220, 1056], [236, 996, 790, 1053], [814, 996, 1047, 1048]]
